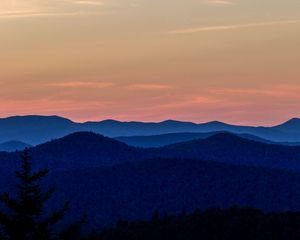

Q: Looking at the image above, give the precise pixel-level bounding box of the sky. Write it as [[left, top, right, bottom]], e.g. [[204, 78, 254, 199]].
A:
[[0, 0, 300, 125]]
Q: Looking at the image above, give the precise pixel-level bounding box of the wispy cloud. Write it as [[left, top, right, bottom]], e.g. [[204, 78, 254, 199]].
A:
[[205, 0, 233, 6], [67, 0, 104, 6], [47, 81, 115, 89], [168, 19, 300, 34], [0, 0, 105, 19], [209, 86, 300, 99], [129, 84, 174, 90], [0, 11, 84, 19]]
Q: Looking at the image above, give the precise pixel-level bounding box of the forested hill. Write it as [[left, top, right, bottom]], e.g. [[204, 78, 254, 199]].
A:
[[87, 207, 300, 240], [1, 132, 300, 230]]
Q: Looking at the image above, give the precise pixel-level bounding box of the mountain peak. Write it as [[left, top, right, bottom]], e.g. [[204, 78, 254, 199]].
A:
[[99, 119, 122, 124], [44, 131, 109, 144], [275, 118, 300, 130], [160, 120, 197, 126], [204, 132, 246, 142], [161, 120, 184, 124], [284, 118, 300, 124], [204, 121, 228, 126], [0, 115, 74, 124]]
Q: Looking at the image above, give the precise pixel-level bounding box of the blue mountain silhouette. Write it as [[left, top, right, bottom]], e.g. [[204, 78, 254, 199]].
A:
[[1, 115, 300, 145], [1, 131, 300, 228]]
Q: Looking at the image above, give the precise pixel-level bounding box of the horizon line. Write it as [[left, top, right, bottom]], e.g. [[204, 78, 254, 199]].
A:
[[0, 114, 298, 127]]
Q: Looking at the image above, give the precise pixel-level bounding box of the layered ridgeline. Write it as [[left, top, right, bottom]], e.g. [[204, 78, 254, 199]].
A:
[[116, 132, 300, 147], [1, 115, 300, 145], [1, 132, 300, 172], [1, 131, 300, 228]]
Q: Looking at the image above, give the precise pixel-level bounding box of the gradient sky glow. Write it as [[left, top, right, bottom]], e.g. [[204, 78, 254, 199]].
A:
[[1, 0, 300, 125]]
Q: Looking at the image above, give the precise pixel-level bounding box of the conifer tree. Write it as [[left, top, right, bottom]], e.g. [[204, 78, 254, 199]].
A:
[[0, 149, 78, 240]]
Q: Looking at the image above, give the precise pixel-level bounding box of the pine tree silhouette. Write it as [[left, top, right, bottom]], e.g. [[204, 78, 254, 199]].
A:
[[0, 149, 81, 240]]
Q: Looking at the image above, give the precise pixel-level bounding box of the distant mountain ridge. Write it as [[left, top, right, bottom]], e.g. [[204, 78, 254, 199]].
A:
[[1, 115, 300, 145], [157, 133, 300, 172], [0, 141, 32, 152], [116, 132, 300, 147], [0, 115, 78, 145]]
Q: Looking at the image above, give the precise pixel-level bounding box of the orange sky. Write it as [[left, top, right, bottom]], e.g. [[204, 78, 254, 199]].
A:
[[0, 0, 300, 125]]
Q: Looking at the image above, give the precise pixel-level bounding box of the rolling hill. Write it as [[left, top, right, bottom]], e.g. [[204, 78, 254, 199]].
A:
[[116, 132, 220, 147], [27, 132, 146, 170], [157, 133, 300, 172], [116, 132, 300, 147]]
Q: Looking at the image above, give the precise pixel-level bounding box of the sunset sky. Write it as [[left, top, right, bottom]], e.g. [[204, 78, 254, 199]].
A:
[[1, 0, 300, 125]]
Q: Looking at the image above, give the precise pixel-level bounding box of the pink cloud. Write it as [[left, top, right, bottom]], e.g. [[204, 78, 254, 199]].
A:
[[205, 0, 233, 6], [46, 81, 115, 89], [129, 84, 174, 90], [1, 82, 300, 126]]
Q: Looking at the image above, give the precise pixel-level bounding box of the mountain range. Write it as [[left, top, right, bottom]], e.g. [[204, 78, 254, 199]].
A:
[[1, 115, 300, 145], [1, 131, 300, 229]]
